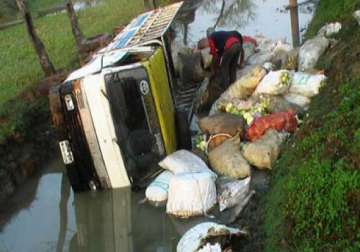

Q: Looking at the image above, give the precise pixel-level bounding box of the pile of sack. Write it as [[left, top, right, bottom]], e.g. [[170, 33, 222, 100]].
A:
[[145, 150, 216, 217], [145, 149, 253, 219], [194, 34, 331, 179], [146, 23, 339, 224]]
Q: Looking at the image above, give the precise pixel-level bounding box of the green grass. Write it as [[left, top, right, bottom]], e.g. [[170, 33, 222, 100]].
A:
[[0, 0, 149, 141], [264, 81, 360, 250], [263, 0, 360, 250], [305, 0, 360, 38], [28, 0, 67, 13]]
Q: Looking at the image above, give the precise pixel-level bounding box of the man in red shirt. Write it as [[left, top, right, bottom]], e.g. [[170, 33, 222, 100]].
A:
[[198, 30, 244, 89]]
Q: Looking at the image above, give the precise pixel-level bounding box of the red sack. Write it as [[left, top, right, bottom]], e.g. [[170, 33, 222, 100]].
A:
[[246, 111, 297, 141]]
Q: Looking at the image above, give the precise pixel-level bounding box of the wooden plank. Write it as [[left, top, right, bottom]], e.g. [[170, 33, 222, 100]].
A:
[[83, 74, 130, 188]]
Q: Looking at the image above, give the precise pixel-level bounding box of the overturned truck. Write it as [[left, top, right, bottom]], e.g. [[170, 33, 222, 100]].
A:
[[49, 2, 200, 191]]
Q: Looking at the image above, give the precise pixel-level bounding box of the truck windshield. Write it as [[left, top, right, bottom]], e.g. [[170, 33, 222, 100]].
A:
[[104, 67, 161, 182]]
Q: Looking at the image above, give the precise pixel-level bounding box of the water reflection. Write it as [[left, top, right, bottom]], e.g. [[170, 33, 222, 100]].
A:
[[202, 0, 257, 30], [172, 0, 202, 45], [65, 183, 179, 252], [56, 174, 71, 252], [172, 0, 315, 47], [69, 188, 133, 252], [0, 166, 181, 252]]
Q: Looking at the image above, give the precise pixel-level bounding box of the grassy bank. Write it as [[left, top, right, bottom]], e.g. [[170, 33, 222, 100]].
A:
[[264, 0, 360, 250], [0, 0, 147, 142]]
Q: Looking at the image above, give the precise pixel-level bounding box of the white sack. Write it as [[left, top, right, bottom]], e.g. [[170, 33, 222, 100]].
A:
[[177, 222, 246, 252], [247, 51, 273, 66], [272, 40, 293, 53], [354, 10, 360, 26], [289, 72, 327, 97], [284, 93, 311, 109], [217, 177, 251, 212], [298, 36, 329, 71], [253, 35, 276, 52], [262, 62, 274, 72], [197, 243, 222, 252], [166, 172, 217, 218], [159, 150, 216, 176], [145, 170, 173, 206], [318, 22, 342, 37], [254, 70, 292, 95]]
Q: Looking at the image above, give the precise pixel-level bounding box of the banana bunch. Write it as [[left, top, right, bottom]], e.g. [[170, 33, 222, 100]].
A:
[[225, 99, 270, 125], [280, 71, 291, 87], [225, 103, 243, 116], [242, 111, 255, 125], [195, 134, 207, 152], [285, 55, 298, 70]]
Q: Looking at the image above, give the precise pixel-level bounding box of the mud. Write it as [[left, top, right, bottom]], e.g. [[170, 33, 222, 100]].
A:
[[0, 113, 57, 204]]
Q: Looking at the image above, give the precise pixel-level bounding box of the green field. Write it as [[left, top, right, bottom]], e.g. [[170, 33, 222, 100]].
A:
[[264, 0, 360, 250], [0, 0, 148, 142]]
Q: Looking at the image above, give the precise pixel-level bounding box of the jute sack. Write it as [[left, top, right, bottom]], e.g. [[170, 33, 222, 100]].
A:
[[242, 129, 286, 170], [208, 135, 251, 179], [221, 65, 267, 100], [198, 113, 245, 136]]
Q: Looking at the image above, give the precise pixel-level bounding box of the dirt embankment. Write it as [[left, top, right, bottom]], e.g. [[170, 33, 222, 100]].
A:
[[262, 2, 360, 250], [0, 100, 57, 204]]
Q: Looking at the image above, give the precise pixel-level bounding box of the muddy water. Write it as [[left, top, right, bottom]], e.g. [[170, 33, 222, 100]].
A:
[[0, 1, 317, 251]]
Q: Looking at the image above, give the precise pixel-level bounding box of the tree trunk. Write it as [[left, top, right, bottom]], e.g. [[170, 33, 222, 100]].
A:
[[214, 0, 225, 29], [144, 0, 158, 11], [16, 0, 56, 77], [144, 0, 152, 11], [153, 0, 159, 9], [183, 24, 188, 45], [65, 0, 86, 53]]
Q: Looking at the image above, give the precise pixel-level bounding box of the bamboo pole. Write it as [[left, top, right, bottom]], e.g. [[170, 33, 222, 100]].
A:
[[289, 0, 300, 47]]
